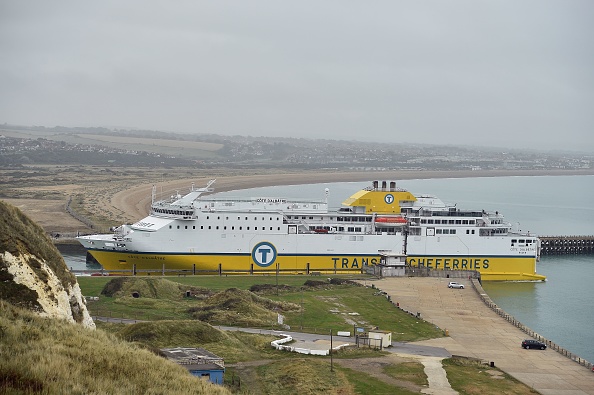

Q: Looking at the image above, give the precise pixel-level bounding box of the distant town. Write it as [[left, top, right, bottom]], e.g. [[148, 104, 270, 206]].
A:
[[1, 123, 591, 171]]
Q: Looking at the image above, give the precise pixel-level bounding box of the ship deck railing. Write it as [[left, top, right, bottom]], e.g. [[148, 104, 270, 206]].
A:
[[200, 196, 327, 205], [72, 266, 366, 277]]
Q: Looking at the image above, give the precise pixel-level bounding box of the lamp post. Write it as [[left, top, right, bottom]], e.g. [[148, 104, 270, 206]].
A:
[[276, 263, 279, 296], [330, 329, 333, 372], [300, 287, 304, 330]]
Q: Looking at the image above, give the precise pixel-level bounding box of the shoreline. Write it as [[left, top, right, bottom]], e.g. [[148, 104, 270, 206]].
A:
[[375, 277, 594, 394], [111, 168, 594, 220], [20, 168, 592, 235], [204, 168, 594, 193]]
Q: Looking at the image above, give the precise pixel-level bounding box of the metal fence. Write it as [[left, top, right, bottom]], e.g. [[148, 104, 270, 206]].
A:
[[472, 278, 593, 371]]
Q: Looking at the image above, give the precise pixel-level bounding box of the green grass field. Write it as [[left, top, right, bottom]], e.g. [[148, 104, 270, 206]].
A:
[[78, 276, 443, 341], [73, 275, 540, 394]]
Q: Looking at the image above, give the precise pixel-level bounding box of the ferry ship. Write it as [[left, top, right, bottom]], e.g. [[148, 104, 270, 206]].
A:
[[77, 180, 545, 281]]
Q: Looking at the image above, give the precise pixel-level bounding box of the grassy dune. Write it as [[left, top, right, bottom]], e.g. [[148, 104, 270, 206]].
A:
[[109, 320, 280, 364], [1, 274, 542, 394], [82, 277, 445, 342], [0, 301, 229, 395], [256, 359, 356, 395]]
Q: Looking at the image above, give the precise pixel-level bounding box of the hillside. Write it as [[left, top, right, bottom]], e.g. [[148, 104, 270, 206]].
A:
[[0, 301, 229, 395], [0, 200, 93, 326], [0, 201, 230, 394]]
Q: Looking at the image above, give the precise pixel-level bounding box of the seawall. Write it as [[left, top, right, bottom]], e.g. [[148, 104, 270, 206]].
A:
[[471, 278, 593, 370], [372, 276, 594, 394], [540, 236, 594, 255]]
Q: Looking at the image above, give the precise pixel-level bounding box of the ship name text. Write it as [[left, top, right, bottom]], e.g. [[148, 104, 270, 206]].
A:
[[332, 257, 379, 268], [255, 198, 287, 203], [408, 257, 489, 270], [127, 254, 165, 261]]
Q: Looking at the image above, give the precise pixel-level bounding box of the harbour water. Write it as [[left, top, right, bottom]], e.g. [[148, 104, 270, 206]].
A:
[[63, 174, 594, 363]]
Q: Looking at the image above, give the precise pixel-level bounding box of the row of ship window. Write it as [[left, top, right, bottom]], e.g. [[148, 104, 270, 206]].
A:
[[308, 226, 363, 232], [153, 208, 193, 216], [435, 229, 478, 235], [191, 215, 367, 222], [169, 224, 282, 231], [287, 215, 373, 222], [421, 219, 476, 225], [436, 229, 457, 234], [424, 210, 485, 217], [205, 216, 281, 221], [479, 228, 508, 236], [511, 239, 535, 246], [409, 227, 484, 236]]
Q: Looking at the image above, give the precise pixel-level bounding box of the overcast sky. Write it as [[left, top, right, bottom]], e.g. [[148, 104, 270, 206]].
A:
[[1, 1, 592, 152]]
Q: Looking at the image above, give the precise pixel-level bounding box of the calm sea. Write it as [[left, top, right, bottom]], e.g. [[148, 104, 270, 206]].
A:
[[63, 175, 594, 363]]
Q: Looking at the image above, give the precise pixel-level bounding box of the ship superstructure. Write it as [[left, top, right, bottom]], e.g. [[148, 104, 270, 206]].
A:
[[77, 180, 545, 281]]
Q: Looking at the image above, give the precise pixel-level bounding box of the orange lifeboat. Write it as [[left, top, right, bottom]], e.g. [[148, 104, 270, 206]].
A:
[[375, 216, 407, 224]]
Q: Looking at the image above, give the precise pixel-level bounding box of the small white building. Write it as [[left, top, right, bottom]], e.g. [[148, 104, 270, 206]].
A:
[[367, 329, 392, 349], [375, 252, 407, 277]]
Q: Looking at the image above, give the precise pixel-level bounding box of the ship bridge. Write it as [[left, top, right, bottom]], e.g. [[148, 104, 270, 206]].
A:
[[150, 180, 216, 220], [342, 180, 416, 214]]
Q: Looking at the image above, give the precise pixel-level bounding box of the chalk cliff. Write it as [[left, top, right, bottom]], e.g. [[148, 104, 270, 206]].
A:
[[0, 200, 94, 329]]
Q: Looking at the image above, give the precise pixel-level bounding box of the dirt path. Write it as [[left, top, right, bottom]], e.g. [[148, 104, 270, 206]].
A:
[[226, 359, 274, 394], [334, 355, 424, 392], [416, 357, 457, 395]]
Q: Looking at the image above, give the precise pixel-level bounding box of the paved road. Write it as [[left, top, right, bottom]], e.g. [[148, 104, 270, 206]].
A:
[[219, 325, 458, 394], [373, 277, 594, 395], [217, 326, 451, 358], [92, 317, 449, 358]]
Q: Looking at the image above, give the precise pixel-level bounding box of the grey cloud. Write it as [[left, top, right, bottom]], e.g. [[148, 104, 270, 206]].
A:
[[0, 0, 592, 151]]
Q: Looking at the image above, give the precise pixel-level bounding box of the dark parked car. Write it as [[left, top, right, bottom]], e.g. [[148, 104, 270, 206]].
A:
[[521, 339, 547, 350]]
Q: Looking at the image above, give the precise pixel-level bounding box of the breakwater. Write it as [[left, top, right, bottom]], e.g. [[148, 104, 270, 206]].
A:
[[540, 236, 594, 255]]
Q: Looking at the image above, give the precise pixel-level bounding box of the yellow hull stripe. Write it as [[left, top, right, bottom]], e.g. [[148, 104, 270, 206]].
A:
[[89, 250, 380, 272], [88, 250, 545, 281], [407, 256, 545, 281]]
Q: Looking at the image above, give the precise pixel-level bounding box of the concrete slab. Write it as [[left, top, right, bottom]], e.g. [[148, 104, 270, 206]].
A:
[[373, 277, 594, 395]]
